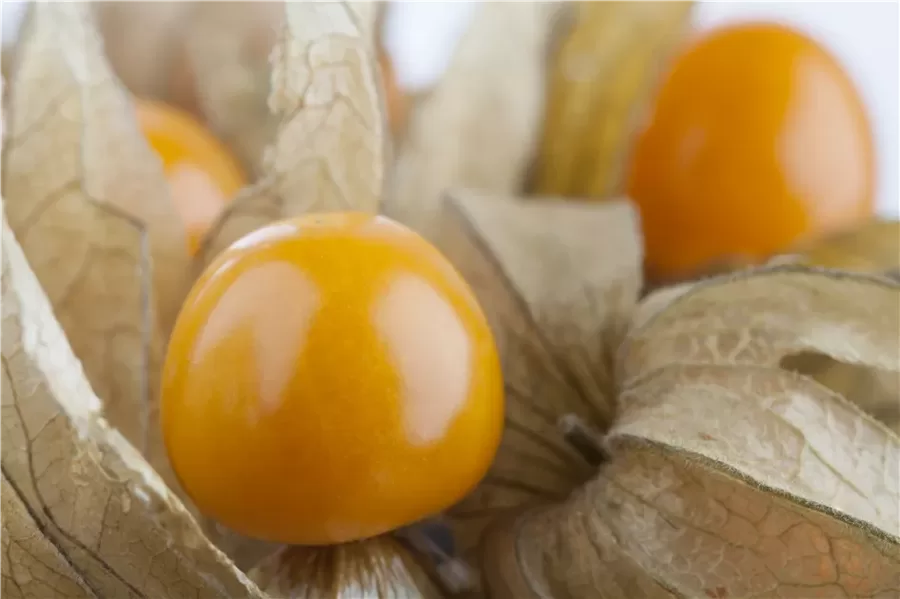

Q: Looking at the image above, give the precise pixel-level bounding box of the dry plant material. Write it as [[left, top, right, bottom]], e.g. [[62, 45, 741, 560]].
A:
[[95, 2, 384, 179], [1, 75, 6, 143], [384, 2, 564, 241], [183, 2, 383, 177], [177, 1, 284, 175], [783, 218, 900, 274], [92, 2, 193, 102], [196, 1, 385, 266], [1, 3, 189, 489], [438, 193, 900, 597], [777, 218, 900, 432], [3, 2, 898, 598], [249, 538, 444, 599], [1, 210, 266, 599], [533, 1, 694, 199]]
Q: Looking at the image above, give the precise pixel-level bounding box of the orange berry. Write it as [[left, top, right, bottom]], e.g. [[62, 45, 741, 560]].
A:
[[160, 213, 504, 545], [627, 23, 875, 280], [135, 98, 245, 255]]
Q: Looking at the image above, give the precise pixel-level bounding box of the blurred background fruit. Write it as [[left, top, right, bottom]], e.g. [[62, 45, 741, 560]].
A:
[[161, 213, 504, 546], [691, 1, 897, 222], [626, 23, 874, 281], [135, 98, 245, 255]]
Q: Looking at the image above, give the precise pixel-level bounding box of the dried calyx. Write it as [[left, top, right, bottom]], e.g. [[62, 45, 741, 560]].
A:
[[437, 192, 899, 598], [2, 2, 898, 599]]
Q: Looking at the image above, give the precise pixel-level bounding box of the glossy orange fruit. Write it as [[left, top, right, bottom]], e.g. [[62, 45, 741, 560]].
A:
[[627, 23, 875, 280], [161, 213, 504, 546], [135, 99, 245, 255]]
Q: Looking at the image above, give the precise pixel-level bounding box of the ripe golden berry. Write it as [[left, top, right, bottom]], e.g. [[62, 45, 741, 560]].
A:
[[161, 213, 504, 545], [627, 23, 875, 280], [135, 98, 245, 255]]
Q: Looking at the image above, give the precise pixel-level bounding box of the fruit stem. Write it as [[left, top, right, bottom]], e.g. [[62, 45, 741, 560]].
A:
[[398, 519, 477, 594], [558, 414, 609, 466]]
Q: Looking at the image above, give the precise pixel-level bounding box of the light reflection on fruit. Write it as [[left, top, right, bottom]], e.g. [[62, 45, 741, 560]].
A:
[[627, 22, 875, 281], [161, 213, 504, 546], [135, 98, 245, 255]]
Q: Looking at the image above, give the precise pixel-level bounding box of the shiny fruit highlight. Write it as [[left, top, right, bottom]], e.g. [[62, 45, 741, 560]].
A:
[[135, 98, 245, 255], [161, 213, 504, 545], [627, 23, 875, 280]]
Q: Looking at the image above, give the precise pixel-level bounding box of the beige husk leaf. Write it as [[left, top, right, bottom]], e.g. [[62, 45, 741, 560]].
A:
[[1, 209, 267, 599], [4, 2, 899, 598], [92, 1, 193, 103], [197, 0, 385, 266], [383, 2, 566, 242], [248, 538, 445, 599], [3, 4, 437, 596], [777, 219, 900, 432], [182, 2, 381, 177], [533, 1, 695, 199], [783, 218, 900, 274], [1, 3, 189, 490], [437, 192, 644, 582], [439, 191, 899, 597], [177, 1, 283, 175]]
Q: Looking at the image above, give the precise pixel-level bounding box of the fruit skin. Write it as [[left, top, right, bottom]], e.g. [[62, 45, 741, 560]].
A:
[[135, 98, 245, 255], [626, 23, 875, 280], [161, 213, 504, 546]]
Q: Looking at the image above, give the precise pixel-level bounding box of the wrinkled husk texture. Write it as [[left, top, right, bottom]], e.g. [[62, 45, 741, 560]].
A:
[[2, 2, 898, 598]]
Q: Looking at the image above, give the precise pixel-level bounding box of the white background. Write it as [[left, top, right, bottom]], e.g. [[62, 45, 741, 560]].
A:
[[3, 1, 898, 218]]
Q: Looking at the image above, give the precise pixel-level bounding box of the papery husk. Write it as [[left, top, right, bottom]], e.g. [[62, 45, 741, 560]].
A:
[[4, 5, 440, 596], [617, 268, 899, 528], [1, 74, 6, 143], [1, 3, 189, 492], [93, 1, 281, 175], [6, 3, 898, 598], [473, 258, 900, 596], [783, 218, 900, 274], [248, 537, 445, 599], [437, 192, 644, 586], [532, 1, 694, 199], [785, 351, 900, 434], [776, 220, 900, 432], [1, 3, 29, 83], [92, 2, 193, 103], [197, 0, 385, 266], [177, 1, 283, 176], [1, 208, 266, 599], [383, 2, 565, 242], [184, 2, 390, 177], [435, 191, 897, 596]]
